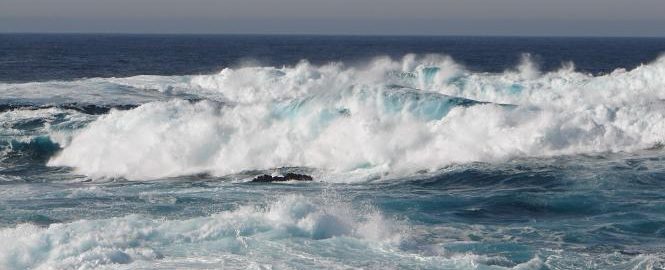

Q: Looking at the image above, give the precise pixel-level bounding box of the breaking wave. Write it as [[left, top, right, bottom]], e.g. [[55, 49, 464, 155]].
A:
[[3, 54, 664, 180], [0, 195, 406, 270], [0, 108, 94, 166]]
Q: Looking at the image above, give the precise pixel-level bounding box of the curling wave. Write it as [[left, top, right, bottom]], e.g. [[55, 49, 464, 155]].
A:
[[5, 53, 662, 180], [0, 108, 95, 166]]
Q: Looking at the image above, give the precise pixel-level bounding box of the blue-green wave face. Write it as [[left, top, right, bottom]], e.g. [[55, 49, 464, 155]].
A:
[[386, 65, 533, 100], [271, 86, 493, 130], [2, 45, 665, 270], [1, 136, 60, 162], [381, 88, 488, 120]]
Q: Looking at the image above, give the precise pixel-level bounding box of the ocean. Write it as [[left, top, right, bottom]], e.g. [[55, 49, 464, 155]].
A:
[[1, 34, 665, 269]]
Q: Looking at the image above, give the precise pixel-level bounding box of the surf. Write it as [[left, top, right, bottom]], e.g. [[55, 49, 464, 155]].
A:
[[0, 54, 663, 180]]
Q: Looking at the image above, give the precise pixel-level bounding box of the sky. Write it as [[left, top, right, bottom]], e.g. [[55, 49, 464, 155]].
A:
[[1, 0, 665, 36]]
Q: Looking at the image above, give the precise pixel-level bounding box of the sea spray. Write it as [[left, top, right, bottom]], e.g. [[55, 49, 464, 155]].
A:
[[43, 54, 665, 180]]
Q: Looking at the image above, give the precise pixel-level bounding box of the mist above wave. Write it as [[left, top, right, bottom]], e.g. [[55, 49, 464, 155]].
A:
[[2, 53, 663, 180]]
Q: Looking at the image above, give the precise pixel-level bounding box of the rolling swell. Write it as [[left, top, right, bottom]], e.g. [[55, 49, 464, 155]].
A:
[[0, 195, 404, 269], [1, 136, 60, 162], [0, 107, 95, 169], [4, 36, 665, 270], [0, 54, 663, 181], [0, 103, 138, 115]]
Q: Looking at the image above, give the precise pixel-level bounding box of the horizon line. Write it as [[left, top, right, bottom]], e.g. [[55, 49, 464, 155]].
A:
[[2, 31, 665, 39]]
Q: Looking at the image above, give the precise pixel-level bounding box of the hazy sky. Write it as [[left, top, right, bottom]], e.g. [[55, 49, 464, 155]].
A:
[[1, 0, 664, 36]]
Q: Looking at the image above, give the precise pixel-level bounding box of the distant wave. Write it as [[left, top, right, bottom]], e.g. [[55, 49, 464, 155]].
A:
[[2, 54, 665, 180], [0, 103, 139, 115]]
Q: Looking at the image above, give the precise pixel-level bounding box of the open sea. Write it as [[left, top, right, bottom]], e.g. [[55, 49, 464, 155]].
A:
[[2, 34, 665, 269]]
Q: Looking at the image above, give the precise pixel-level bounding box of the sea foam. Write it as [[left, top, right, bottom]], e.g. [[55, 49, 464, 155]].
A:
[[42, 54, 665, 180], [0, 195, 401, 270]]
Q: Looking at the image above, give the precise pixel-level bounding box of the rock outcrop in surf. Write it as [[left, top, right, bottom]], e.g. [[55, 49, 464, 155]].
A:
[[252, 173, 314, 182]]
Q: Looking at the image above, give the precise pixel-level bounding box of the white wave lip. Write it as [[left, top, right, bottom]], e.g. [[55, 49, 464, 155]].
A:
[[47, 54, 665, 180]]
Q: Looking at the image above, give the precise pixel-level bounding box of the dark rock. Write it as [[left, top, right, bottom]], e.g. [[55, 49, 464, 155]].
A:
[[252, 174, 275, 182], [283, 173, 314, 181], [252, 173, 313, 182]]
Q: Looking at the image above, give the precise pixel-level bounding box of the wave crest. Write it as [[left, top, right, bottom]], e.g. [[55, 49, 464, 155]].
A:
[[28, 54, 665, 180], [0, 195, 401, 269]]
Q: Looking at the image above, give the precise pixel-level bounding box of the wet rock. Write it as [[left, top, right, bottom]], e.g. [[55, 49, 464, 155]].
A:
[[252, 173, 313, 182]]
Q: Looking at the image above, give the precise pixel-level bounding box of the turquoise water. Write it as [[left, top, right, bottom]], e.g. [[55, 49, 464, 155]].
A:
[[1, 35, 665, 269], [3, 153, 665, 269]]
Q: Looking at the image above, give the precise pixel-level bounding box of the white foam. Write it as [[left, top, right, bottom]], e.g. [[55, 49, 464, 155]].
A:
[[41, 54, 665, 180], [0, 108, 95, 163], [435, 56, 665, 109], [0, 195, 401, 270], [0, 78, 168, 106], [1, 107, 94, 132]]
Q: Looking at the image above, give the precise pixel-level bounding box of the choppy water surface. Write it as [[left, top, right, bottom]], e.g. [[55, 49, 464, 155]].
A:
[[1, 35, 665, 269]]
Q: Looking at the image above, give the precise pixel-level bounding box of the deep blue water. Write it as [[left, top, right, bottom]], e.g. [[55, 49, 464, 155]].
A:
[[1, 34, 665, 269], [2, 34, 665, 82]]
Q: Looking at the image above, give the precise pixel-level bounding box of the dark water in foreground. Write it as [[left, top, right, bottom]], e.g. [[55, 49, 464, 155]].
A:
[[1, 34, 665, 269]]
